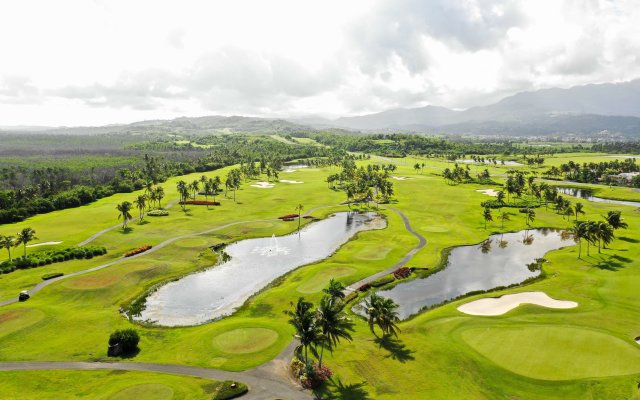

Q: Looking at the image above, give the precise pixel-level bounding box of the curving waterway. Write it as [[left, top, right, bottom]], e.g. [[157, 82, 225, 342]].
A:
[[137, 212, 385, 326]]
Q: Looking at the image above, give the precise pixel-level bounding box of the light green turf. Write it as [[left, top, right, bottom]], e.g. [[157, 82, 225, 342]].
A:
[[0, 370, 231, 399], [461, 325, 640, 380], [212, 327, 279, 354]]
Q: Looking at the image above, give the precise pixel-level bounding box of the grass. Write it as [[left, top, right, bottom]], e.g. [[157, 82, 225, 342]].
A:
[[0, 370, 238, 399], [1, 152, 640, 398]]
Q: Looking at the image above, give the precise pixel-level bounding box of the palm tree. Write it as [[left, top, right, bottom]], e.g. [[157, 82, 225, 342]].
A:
[[496, 191, 506, 207], [0, 235, 15, 261], [155, 186, 165, 208], [500, 211, 510, 229], [189, 180, 200, 200], [363, 293, 401, 337], [604, 211, 628, 230], [571, 221, 587, 259], [134, 195, 147, 222], [315, 296, 354, 368], [574, 202, 585, 221], [176, 181, 189, 211], [482, 207, 493, 230], [116, 201, 133, 230], [295, 204, 304, 231], [203, 180, 213, 209], [284, 297, 320, 366], [594, 221, 615, 253], [564, 205, 573, 221], [524, 207, 535, 227], [322, 278, 346, 301], [15, 228, 37, 258]]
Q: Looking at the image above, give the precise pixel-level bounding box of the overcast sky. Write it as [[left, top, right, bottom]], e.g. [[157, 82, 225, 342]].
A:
[[1, 0, 639, 126]]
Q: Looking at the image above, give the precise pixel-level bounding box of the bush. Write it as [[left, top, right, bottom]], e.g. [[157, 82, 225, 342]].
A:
[[370, 274, 395, 287], [42, 272, 64, 280], [182, 200, 220, 206], [344, 291, 358, 304], [358, 283, 370, 292], [212, 381, 248, 400], [108, 329, 140, 354], [278, 214, 299, 219], [393, 267, 412, 279], [147, 209, 169, 216], [124, 245, 152, 257]]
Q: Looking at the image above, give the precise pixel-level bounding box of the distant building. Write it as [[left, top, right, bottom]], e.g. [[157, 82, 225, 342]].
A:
[[607, 172, 640, 184]]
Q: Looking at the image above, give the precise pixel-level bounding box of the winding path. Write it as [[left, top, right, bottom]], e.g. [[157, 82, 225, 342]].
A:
[[0, 340, 310, 400], [345, 206, 427, 294]]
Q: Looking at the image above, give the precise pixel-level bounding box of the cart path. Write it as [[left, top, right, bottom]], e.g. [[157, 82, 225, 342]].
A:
[[0, 340, 309, 400], [345, 206, 427, 294]]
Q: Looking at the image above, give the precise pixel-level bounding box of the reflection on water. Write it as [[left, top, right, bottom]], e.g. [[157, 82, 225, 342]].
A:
[[137, 212, 385, 326], [362, 229, 572, 320], [556, 187, 640, 208]]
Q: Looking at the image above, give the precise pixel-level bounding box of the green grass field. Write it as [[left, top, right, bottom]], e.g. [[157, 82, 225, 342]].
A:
[[1, 153, 639, 399]]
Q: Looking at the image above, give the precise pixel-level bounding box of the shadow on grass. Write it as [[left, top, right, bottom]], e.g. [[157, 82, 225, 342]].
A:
[[314, 378, 371, 400], [373, 334, 415, 363], [587, 254, 631, 271], [137, 220, 150, 226], [119, 227, 133, 234], [618, 236, 639, 243], [248, 303, 274, 317]]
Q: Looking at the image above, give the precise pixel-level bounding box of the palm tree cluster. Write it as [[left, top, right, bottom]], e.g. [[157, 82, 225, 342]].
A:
[[362, 293, 401, 337], [1, 227, 37, 260], [327, 161, 395, 206], [570, 211, 627, 257], [284, 279, 354, 369], [544, 158, 639, 184], [442, 163, 472, 184], [115, 184, 166, 225]]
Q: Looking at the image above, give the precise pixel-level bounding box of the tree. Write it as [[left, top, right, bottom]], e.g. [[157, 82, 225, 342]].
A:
[[500, 211, 511, 229], [482, 207, 493, 230], [155, 186, 165, 209], [315, 296, 354, 367], [524, 207, 535, 227], [15, 227, 37, 258], [284, 297, 320, 366], [0, 235, 15, 261], [203, 180, 213, 209], [594, 221, 615, 253], [496, 191, 506, 207], [322, 278, 346, 301], [108, 328, 140, 355], [295, 204, 304, 231], [189, 180, 200, 200], [571, 221, 587, 259], [604, 211, 628, 230], [116, 201, 133, 230], [574, 202, 585, 221], [363, 293, 401, 337], [176, 181, 189, 211], [134, 194, 147, 222]]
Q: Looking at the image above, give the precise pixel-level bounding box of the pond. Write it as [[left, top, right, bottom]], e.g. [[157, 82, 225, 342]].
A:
[[136, 212, 386, 326], [556, 187, 640, 208], [359, 229, 573, 320], [455, 159, 523, 166]]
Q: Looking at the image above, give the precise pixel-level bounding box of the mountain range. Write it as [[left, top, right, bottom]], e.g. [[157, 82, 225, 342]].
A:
[[2, 79, 640, 137]]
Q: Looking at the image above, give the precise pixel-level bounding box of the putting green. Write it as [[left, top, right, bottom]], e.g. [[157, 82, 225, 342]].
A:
[[296, 266, 356, 293], [63, 269, 123, 290], [0, 308, 45, 340], [212, 328, 278, 354], [108, 383, 174, 400], [173, 237, 210, 248], [355, 246, 392, 261], [461, 325, 640, 380]]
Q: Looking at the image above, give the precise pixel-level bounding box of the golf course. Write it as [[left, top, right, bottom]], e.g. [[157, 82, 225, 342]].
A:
[[1, 147, 639, 399]]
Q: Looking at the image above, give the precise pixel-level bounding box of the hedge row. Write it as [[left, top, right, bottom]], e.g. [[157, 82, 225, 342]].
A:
[[0, 246, 107, 274], [124, 245, 152, 257], [147, 209, 169, 216], [42, 272, 64, 280]]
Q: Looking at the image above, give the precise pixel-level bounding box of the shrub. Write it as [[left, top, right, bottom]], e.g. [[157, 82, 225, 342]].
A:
[[300, 364, 333, 389], [124, 245, 152, 257], [344, 291, 358, 303], [147, 209, 169, 217], [212, 381, 248, 400], [358, 283, 370, 292], [370, 274, 395, 287], [108, 329, 140, 354], [42, 272, 64, 280], [393, 267, 412, 279], [278, 214, 299, 219], [182, 200, 220, 206], [282, 217, 296, 221]]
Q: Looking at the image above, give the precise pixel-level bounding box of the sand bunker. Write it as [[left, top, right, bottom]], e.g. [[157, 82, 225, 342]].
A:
[[391, 176, 411, 181], [457, 291, 577, 316], [280, 179, 304, 184], [476, 189, 500, 197], [27, 241, 63, 247], [251, 182, 275, 189]]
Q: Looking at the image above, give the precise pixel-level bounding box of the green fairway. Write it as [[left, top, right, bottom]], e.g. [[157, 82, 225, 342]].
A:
[[1, 152, 639, 399]]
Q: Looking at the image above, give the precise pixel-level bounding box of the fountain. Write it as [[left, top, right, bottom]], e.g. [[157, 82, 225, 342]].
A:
[[251, 234, 291, 256]]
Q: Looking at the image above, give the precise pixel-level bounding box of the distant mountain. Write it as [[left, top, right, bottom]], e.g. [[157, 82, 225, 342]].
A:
[[318, 79, 640, 136]]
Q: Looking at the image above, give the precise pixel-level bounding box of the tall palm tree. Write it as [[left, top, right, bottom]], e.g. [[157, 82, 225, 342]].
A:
[[574, 202, 585, 221], [284, 297, 320, 366], [295, 204, 304, 231], [363, 293, 401, 337], [315, 296, 354, 368], [496, 191, 506, 207], [604, 211, 628, 230], [570, 221, 587, 259], [155, 186, 165, 208], [134, 194, 147, 222], [524, 207, 535, 227], [15, 228, 37, 258], [116, 201, 133, 230], [482, 207, 493, 230], [323, 278, 346, 301], [500, 211, 510, 229], [0, 235, 15, 261], [594, 221, 615, 253], [176, 181, 189, 211], [203, 180, 213, 209], [189, 180, 200, 200]]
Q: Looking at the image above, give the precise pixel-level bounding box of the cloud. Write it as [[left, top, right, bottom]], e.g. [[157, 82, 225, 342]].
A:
[[0, 75, 42, 104]]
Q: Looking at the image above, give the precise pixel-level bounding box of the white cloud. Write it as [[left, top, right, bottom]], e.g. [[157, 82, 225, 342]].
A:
[[0, 0, 639, 125]]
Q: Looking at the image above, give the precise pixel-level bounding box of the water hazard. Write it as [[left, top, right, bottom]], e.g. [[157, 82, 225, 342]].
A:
[[137, 212, 385, 326], [556, 187, 640, 208], [363, 229, 573, 320]]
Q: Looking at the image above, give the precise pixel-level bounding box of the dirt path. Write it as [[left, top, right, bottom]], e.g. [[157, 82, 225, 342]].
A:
[[345, 206, 427, 294]]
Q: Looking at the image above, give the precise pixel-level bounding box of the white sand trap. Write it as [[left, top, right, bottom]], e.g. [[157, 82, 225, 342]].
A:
[[476, 189, 500, 197], [391, 176, 412, 181], [250, 182, 275, 189], [27, 241, 63, 247], [457, 291, 577, 316], [280, 179, 304, 184]]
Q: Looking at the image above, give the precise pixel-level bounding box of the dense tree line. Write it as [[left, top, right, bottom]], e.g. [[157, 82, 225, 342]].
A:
[[543, 158, 639, 186]]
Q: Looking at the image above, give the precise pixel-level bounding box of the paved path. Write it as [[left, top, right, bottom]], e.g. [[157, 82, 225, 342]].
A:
[[345, 206, 427, 294]]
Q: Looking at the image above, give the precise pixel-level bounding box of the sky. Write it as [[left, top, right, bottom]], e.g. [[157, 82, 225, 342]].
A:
[[0, 0, 639, 126]]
